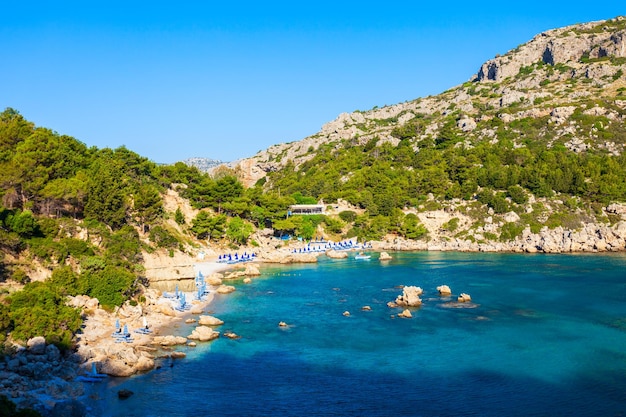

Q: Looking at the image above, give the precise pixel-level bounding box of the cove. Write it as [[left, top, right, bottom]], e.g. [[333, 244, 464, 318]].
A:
[[85, 252, 626, 417]]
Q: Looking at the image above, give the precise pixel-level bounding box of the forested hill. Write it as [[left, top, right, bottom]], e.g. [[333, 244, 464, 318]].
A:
[[235, 16, 626, 209], [0, 108, 295, 349]]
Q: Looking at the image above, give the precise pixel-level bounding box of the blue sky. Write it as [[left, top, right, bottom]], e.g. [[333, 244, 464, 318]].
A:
[[1, 2, 624, 163]]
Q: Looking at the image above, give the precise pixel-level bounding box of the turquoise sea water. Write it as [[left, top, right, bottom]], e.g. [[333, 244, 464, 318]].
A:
[[87, 252, 626, 416]]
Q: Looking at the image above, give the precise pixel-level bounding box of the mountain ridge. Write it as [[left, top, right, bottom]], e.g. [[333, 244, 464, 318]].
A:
[[229, 15, 626, 187]]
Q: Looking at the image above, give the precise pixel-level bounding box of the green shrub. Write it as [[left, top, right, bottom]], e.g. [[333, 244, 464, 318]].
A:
[[484, 232, 498, 240], [81, 266, 136, 308], [323, 217, 344, 234], [149, 226, 179, 248], [8, 281, 81, 350], [0, 394, 43, 416], [61, 238, 94, 258], [10, 269, 30, 285], [401, 214, 428, 240], [500, 222, 525, 241], [48, 266, 81, 296], [338, 210, 357, 223], [442, 217, 460, 232], [174, 208, 185, 225], [37, 217, 60, 238], [507, 185, 528, 205]]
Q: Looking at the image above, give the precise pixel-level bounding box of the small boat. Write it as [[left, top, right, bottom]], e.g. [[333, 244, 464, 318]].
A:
[[76, 363, 108, 382], [355, 252, 371, 260]]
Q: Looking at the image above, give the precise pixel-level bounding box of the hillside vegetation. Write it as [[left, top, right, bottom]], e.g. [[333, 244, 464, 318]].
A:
[[233, 16, 626, 242]]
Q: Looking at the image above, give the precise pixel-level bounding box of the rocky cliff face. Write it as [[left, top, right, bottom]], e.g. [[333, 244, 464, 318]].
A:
[[230, 16, 626, 187], [476, 18, 626, 82]]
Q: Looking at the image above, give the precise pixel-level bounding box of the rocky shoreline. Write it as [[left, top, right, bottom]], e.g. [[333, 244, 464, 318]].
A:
[[373, 221, 626, 254], [0, 261, 261, 416]]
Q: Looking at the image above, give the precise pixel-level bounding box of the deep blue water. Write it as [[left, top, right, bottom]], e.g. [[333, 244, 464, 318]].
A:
[[86, 252, 626, 416]]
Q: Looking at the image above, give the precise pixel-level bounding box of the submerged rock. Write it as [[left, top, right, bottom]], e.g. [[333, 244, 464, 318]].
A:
[[398, 309, 413, 318], [118, 389, 134, 399]]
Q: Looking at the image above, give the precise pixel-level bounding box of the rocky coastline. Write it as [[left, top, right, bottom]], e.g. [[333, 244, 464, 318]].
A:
[[3, 221, 626, 415], [0, 261, 260, 416], [372, 221, 626, 254]]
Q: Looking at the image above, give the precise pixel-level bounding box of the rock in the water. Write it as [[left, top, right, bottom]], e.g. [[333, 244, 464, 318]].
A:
[[395, 286, 423, 307], [398, 309, 413, 318], [457, 293, 472, 302], [379, 251, 392, 261], [216, 285, 236, 294], [170, 351, 187, 359], [198, 315, 224, 326], [118, 389, 134, 399], [437, 285, 452, 295], [326, 250, 348, 259], [244, 264, 261, 276], [188, 325, 220, 342]]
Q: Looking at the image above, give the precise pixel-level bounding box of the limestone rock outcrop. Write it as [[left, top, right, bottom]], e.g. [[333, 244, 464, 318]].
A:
[[188, 326, 220, 342], [216, 285, 236, 294], [457, 293, 472, 303], [437, 285, 452, 296], [152, 335, 188, 346], [326, 250, 348, 259], [379, 252, 392, 261], [476, 19, 626, 82], [395, 286, 423, 307], [398, 309, 413, 318], [260, 251, 319, 264], [198, 315, 224, 326]]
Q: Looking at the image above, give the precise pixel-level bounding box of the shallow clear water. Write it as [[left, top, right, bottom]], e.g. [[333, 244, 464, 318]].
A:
[[86, 252, 626, 416]]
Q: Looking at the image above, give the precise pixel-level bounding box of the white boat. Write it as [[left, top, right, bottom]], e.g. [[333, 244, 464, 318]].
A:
[[355, 253, 371, 260]]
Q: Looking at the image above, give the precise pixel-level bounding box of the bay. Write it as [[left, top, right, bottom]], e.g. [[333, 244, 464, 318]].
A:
[[86, 252, 626, 416]]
